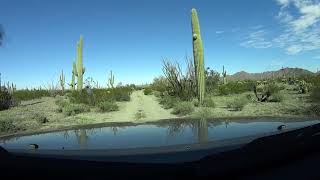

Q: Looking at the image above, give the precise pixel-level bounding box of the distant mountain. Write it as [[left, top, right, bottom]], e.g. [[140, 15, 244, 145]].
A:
[[227, 68, 316, 81]]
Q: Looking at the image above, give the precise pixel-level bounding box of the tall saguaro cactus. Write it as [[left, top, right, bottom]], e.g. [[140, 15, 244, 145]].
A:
[[107, 70, 115, 89], [191, 8, 205, 104], [222, 65, 227, 84], [59, 70, 65, 93], [75, 35, 85, 91]]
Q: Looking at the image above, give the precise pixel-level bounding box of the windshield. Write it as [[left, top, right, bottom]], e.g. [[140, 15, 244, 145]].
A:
[[0, 0, 319, 152]]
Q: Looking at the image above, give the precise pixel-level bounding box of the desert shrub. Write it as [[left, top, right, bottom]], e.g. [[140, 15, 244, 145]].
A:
[[32, 113, 48, 124], [191, 98, 200, 107], [62, 103, 90, 116], [68, 87, 132, 106], [12, 89, 50, 101], [269, 93, 284, 102], [217, 81, 255, 95], [205, 67, 220, 93], [153, 91, 162, 98], [108, 87, 132, 101], [98, 101, 119, 112], [202, 97, 215, 108], [253, 83, 283, 102], [0, 120, 18, 133], [193, 107, 214, 119], [310, 85, 320, 103], [226, 96, 249, 111], [171, 101, 194, 116], [151, 76, 168, 93], [135, 110, 146, 120], [0, 90, 14, 111], [245, 93, 257, 102], [143, 87, 153, 95], [55, 97, 70, 112], [67, 90, 94, 105], [161, 58, 197, 101], [309, 104, 320, 116], [159, 95, 180, 109]]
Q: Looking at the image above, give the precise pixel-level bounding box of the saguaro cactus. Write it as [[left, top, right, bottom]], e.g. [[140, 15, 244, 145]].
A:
[[107, 70, 115, 89], [75, 35, 85, 91], [191, 8, 205, 104], [59, 70, 65, 93], [222, 65, 227, 84], [69, 61, 77, 90]]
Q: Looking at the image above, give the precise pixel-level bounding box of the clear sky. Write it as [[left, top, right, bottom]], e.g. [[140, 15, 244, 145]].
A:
[[0, 0, 319, 88]]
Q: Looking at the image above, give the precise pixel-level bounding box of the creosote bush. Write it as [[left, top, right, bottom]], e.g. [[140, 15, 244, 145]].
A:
[[226, 96, 249, 111], [202, 97, 215, 108], [171, 101, 195, 116], [269, 93, 284, 102], [32, 113, 48, 124], [159, 95, 180, 109], [12, 89, 50, 101], [143, 87, 153, 95], [68, 87, 132, 106], [217, 81, 255, 95], [62, 103, 90, 116], [0, 119, 18, 133], [0, 90, 14, 111], [98, 101, 119, 112]]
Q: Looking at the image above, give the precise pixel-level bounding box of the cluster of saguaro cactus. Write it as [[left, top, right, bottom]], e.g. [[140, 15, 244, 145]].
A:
[[75, 35, 85, 91], [191, 8, 205, 104], [222, 65, 227, 84], [107, 70, 115, 88], [59, 70, 65, 93]]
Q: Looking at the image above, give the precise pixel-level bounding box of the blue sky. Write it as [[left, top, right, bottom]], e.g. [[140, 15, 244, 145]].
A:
[[0, 0, 319, 89]]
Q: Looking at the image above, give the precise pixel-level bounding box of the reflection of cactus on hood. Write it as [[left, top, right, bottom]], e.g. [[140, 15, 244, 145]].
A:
[[191, 8, 205, 104], [75, 35, 85, 91]]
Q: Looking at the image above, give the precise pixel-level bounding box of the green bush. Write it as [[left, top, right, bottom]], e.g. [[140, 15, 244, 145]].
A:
[[0, 120, 18, 133], [151, 76, 168, 93], [12, 89, 50, 101], [202, 97, 215, 108], [309, 104, 320, 116], [191, 98, 200, 107], [159, 95, 180, 109], [193, 107, 214, 119], [135, 110, 146, 120], [68, 90, 95, 105], [32, 113, 48, 124], [217, 81, 255, 95], [171, 101, 195, 116], [311, 86, 320, 103], [0, 90, 14, 111], [226, 96, 249, 111], [62, 103, 90, 116], [55, 97, 70, 113], [269, 93, 284, 102], [98, 101, 119, 112], [68, 87, 132, 106], [143, 88, 153, 95]]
